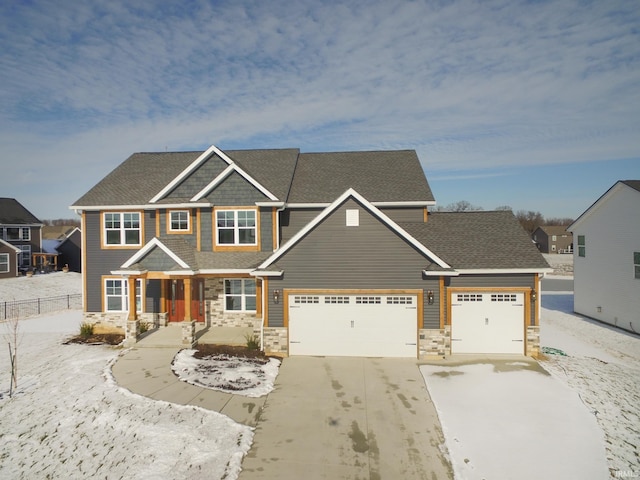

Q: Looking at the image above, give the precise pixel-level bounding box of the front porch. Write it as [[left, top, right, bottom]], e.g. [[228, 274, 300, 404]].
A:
[[134, 324, 256, 348]]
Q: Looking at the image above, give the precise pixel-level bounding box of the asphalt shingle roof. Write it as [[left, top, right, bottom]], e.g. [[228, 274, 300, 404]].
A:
[[621, 180, 640, 192], [287, 150, 434, 203], [72, 148, 435, 207], [402, 211, 551, 270], [0, 198, 41, 224]]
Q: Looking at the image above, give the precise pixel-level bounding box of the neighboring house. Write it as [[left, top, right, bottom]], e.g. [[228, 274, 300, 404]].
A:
[[41, 225, 82, 272], [0, 198, 43, 274], [0, 239, 21, 278], [568, 180, 640, 334], [532, 226, 573, 253], [71, 145, 551, 357], [56, 227, 82, 272]]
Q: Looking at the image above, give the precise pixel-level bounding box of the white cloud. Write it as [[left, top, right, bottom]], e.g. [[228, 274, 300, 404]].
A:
[[0, 0, 638, 218]]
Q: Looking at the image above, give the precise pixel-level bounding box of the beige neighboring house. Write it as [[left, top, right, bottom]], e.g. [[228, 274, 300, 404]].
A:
[[532, 225, 573, 254]]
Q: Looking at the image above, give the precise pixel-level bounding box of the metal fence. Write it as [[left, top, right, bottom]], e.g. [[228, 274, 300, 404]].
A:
[[0, 294, 82, 321]]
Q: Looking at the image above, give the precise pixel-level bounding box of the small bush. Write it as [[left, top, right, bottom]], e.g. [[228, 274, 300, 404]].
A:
[[80, 322, 94, 337], [244, 333, 260, 351], [139, 322, 150, 334]]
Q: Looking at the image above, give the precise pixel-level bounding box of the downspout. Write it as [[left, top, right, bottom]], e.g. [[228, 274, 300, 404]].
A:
[[255, 274, 265, 351], [275, 204, 286, 251]]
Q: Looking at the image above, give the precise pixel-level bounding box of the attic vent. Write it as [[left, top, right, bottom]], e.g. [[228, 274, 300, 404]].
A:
[[346, 209, 359, 227]]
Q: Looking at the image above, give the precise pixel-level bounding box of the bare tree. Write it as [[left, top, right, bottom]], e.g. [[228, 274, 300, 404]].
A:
[[433, 200, 484, 212], [515, 210, 545, 235], [3, 307, 21, 397], [495, 205, 513, 211]]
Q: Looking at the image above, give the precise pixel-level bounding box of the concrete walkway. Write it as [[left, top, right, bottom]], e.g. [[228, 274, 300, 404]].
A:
[[111, 332, 266, 426]]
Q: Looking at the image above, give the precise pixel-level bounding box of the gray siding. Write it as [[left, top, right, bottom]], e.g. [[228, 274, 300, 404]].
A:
[[200, 208, 213, 251], [58, 230, 82, 272], [84, 211, 144, 312], [145, 279, 161, 314], [267, 199, 439, 328], [280, 208, 323, 243], [206, 172, 269, 205], [0, 245, 18, 278], [138, 248, 181, 271], [165, 155, 228, 199], [158, 208, 197, 248], [260, 208, 273, 252]]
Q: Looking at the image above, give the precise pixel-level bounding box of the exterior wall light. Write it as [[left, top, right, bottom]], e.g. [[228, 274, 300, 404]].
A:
[[273, 289, 281, 304], [427, 290, 434, 305], [531, 290, 537, 302]]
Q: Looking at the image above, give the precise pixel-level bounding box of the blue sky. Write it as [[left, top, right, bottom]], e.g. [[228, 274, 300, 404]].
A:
[[1, 0, 639, 221]]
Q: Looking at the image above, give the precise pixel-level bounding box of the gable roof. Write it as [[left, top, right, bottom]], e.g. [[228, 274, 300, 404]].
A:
[[71, 145, 435, 209], [402, 211, 551, 272], [568, 180, 640, 232], [287, 150, 435, 204], [533, 225, 571, 236], [0, 198, 42, 224], [257, 188, 449, 271]]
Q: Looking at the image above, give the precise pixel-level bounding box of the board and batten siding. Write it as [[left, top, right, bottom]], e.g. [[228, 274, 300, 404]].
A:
[[266, 199, 440, 328], [572, 184, 640, 333]]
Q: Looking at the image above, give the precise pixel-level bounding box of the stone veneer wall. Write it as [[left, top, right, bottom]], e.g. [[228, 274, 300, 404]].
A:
[[205, 278, 261, 331], [263, 327, 288, 356], [526, 325, 540, 356], [419, 326, 451, 358], [84, 312, 159, 330]]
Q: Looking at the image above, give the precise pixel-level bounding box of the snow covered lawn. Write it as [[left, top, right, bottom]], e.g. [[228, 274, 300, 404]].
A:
[[172, 349, 280, 398], [0, 271, 81, 301], [421, 291, 640, 480], [0, 312, 253, 479]]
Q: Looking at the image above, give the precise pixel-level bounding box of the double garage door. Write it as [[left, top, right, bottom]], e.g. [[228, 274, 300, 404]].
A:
[[288, 293, 418, 357], [451, 292, 525, 354]]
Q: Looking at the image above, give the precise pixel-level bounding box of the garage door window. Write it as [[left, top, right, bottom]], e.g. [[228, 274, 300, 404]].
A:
[[491, 294, 517, 302], [387, 296, 414, 305], [356, 296, 381, 304], [457, 294, 483, 302], [224, 279, 256, 311], [325, 296, 350, 304], [293, 295, 319, 304]]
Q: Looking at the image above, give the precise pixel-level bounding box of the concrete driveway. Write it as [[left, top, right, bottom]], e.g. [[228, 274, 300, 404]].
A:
[[239, 356, 453, 480]]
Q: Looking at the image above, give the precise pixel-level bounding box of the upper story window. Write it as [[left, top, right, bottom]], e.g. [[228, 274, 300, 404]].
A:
[[577, 235, 585, 257], [216, 210, 256, 245], [104, 212, 141, 246], [169, 210, 190, 232], [0, 253, 9, 273], [552, 235, 557, 241], [634, 252, 640, 279], [3, 227, 30, 241], [18, 245, 30, 268]]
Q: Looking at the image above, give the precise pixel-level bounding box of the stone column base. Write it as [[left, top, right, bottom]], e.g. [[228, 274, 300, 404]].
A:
[[182, 320, 196, 348], [124, 320, 140, 347], [157, 312, 168, 327]]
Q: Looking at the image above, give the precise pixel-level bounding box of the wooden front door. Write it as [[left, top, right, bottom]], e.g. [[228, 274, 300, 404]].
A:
[[191, 278, 205, 323], [168, 279, 185, 322]]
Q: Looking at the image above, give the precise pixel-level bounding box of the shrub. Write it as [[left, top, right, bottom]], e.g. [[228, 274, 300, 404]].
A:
[[139, 322, 150, 334], [244, 333, 260, 350], [80, 322, 94, 337]]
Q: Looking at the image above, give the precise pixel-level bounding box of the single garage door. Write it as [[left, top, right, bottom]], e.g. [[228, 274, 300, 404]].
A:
[[451, 292, 525, 354], [288, 293, 418, 357]]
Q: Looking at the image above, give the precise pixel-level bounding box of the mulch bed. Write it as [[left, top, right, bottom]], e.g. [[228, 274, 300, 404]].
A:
[[63, 333, 125, 345]]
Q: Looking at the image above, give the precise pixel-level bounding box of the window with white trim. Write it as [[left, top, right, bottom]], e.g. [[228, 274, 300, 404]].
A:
[[491, 294, 517, 302], [18, 245, 30, 268], [386, 296, 414, 305], [104, 278, 142, 312], [356, 296, 381, 304], [104, 212, 141, 246], [577, 235, 585, 257], [224, 279, 256, 311], [457, 294, 483, 302], [0, 253, 9, 273], [325, 296, 350, 304], [294, 295, 320, 304], [3, 227, 30, 241], [634, 252, 640, 279], [169, 210, 189, 231], [216, 210, 257, 245]]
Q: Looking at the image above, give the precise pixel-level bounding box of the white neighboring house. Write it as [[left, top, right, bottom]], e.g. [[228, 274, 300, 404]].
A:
[[568, 180, 640, 334]]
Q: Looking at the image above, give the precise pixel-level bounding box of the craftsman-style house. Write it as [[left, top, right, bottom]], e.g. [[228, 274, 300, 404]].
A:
[[71, 145, 550, 357]]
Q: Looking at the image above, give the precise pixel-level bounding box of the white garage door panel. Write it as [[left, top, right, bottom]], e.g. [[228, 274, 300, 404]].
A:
[[289, 294, 417, 357], [451, 292, 524, 354]]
